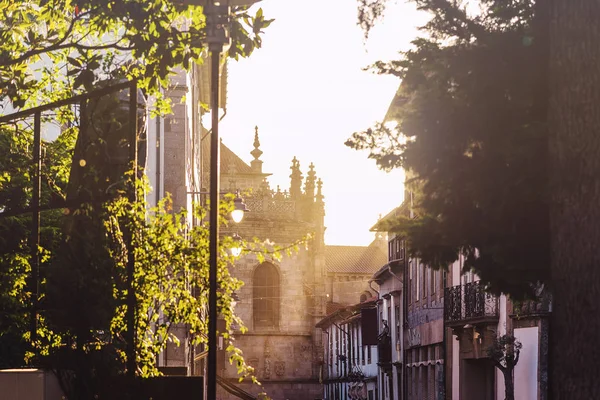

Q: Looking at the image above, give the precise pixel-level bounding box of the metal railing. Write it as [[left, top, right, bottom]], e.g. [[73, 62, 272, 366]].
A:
[[0, 80, 140, 375], [512, 291, 552, 317], [444, 281, 498, 325]]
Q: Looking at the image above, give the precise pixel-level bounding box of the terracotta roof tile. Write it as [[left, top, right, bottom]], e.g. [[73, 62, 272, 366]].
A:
[[201, 139, 255, 175], [326, 302, 346, 315], [325, 240, 387, 274]]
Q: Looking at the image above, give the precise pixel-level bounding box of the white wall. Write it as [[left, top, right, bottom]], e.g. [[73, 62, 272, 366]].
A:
[[0, 369, 64, 400], [452, 334, 459, 400], [496, 294, 508, 399], [514, 327, 539, 400]]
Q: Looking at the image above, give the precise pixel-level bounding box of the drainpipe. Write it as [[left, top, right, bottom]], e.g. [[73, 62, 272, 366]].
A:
[[403, 258, 409, 400], [200, 108, 227, 204], [388, 265, 402, 283], [368, 279, 380, 297], [155, 113, 161, 206], [442, 268, 447, 400]]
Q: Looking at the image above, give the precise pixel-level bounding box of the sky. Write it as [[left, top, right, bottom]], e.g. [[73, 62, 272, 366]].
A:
[[220, 0, 427, 246]]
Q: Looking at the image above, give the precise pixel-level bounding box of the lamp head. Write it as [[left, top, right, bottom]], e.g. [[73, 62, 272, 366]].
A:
[[231, 195, 249, 223], [230, 233, 243, 257]]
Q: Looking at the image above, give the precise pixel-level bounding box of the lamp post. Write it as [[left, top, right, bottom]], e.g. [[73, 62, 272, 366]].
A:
[[202, 1, 260, 398]]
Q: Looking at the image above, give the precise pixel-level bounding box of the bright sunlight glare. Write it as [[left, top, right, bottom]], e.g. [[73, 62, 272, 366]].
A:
[[221, 0, 428, 245]]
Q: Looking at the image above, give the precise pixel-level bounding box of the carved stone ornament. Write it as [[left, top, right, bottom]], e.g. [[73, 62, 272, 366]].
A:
[[275, 361, 285, 377]]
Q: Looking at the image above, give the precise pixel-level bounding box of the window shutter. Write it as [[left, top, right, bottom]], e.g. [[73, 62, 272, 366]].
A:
[[361, 308, 378, 345]]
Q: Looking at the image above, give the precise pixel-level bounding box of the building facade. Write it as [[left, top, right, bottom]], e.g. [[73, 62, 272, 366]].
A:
[[324, 239, 387, 311], [317, 299, 379, 400], [444, 260, 551, 400], [370, 260, 403, 400], [145, 58, 329, 398], [368, 193, 551, 400], [370, 200, 444, 400]]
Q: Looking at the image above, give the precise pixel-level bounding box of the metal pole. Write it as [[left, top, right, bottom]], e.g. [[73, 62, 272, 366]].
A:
[[30, 111, 42, 344], [126, 81, 139, 378], [207, 46, 221, 400]]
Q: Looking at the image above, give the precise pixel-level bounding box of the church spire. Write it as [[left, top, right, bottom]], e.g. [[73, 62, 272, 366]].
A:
[[304, 162, 316, 200], [315, 177, 325, 247], [289, 157, 303, 199], [316, 178, 324, 204], [250, 125, 263, 173]]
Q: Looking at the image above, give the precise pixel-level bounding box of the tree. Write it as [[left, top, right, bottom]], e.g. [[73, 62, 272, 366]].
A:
[[0, 0, 272, 111], [0, 124, 75, 367], [352, 0, 600, 396], [548, 1, 600, 398], [0, 124, 294, 399], [347, 0, 547, 296], [0, 0, 275, 396], [42, 182, 259, 399], [487, 334, 522, 400]]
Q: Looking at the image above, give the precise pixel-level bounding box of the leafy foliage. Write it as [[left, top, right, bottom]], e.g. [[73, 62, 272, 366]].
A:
[[357, 0, 389, 38], [487, 333, 521, 400], [487, 333, 522, 372], [0, 0, 273, 111], [0, 117, 303, 400], [347, 0, 547, 296], [0, 124, 75, 367], [0, 1, 275, 393]]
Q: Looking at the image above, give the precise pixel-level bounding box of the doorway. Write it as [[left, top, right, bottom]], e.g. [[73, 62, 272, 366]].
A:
[[460, 358, 495, 400]]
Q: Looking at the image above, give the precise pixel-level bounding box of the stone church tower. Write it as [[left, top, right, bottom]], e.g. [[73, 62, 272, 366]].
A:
[[148, 64, 327, 397], [213, 128, 327, 400]]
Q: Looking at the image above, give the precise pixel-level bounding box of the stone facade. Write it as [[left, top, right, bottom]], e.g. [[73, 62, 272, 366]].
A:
[[324, 240, 387, 307], [150, 61, 329, 398], [153, 65, 391, 399], [216, 145, 327, 400]]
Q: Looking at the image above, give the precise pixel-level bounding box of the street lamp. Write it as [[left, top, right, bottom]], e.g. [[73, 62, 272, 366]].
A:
[[200, 1, 260, 399], [187, 190, 249, 223], [231, 195, 249, 223], [229, 233, 243, 257]]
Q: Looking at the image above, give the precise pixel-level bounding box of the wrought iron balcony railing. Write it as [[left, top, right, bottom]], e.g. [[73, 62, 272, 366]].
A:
[[444, 281, 499, 327], [511, 291, 552, 318]]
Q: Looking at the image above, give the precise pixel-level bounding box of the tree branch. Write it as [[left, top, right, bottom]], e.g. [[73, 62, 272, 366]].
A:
[[2, 8, 97, 67]]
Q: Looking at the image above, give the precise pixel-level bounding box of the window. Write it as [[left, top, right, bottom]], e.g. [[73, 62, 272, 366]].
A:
[[420, 263, 426, 300], [360, 323, 365, 365], [360, 291, 371, 303], [388, 236, 405, 261], [253, 262, 280, 329], [395, 305, 401, 344], [329, 329, 333, 367], [411, 260, 417, 303], [387, 305, 392, 336]]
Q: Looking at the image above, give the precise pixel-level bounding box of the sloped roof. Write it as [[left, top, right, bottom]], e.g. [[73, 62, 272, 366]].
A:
[[326, 302, 346, 315], [201, 139, 255, 175], [325, 240, 387, 274], [316, 298, 378, 329]]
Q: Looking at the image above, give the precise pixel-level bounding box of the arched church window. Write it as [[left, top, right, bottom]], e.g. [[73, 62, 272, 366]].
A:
[[253, 262, 280, 328]]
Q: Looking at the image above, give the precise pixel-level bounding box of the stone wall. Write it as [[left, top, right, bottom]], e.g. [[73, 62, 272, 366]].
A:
[[219, 206, 326, 399], [232, 250, 321, 334], [162, 83, 190, 213], [326, 274, 376, 305]]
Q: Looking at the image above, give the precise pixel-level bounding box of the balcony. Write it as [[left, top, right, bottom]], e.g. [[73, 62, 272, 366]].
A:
[[511, 291, 552, 318], [444, 281, 499, 327], [388, 237, 406, 263]]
